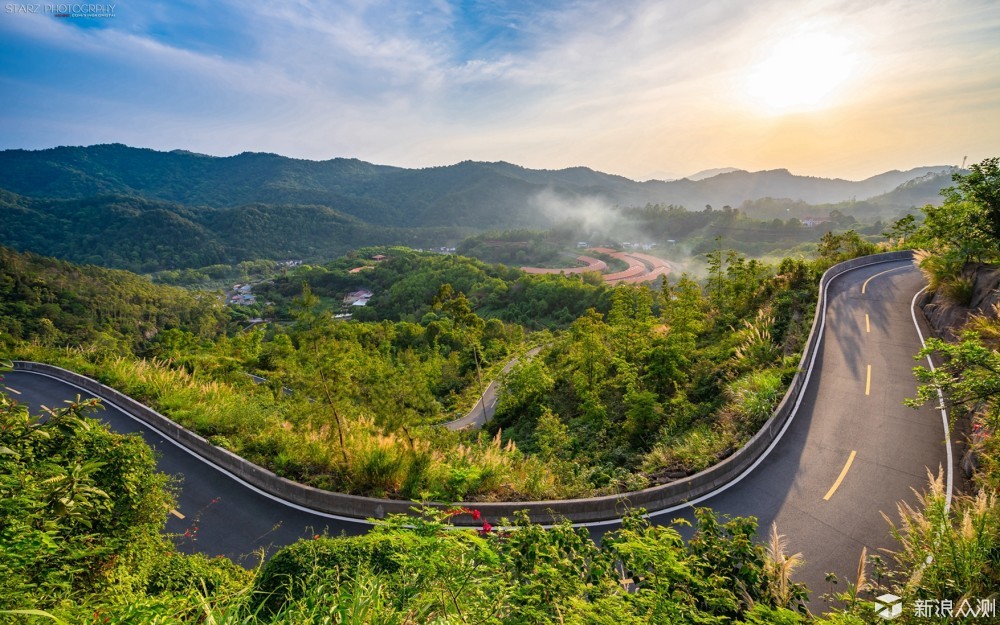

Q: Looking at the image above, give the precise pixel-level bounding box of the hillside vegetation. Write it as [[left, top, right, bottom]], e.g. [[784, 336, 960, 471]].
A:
[[1, 152, 996, 623], [1, 386, 818, 622], [0, 246, 227, 351], [0, 190, 467, 272], [0, 144, 953, 272], [2, 237, 835, 501]]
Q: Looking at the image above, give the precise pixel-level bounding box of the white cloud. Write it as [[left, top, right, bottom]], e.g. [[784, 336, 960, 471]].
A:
[[1, 0, 997, 179]]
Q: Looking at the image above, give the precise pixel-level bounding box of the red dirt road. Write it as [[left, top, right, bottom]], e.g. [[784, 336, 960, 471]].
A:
[[522, 248, 671, 284], [521, 255, 607, 274]]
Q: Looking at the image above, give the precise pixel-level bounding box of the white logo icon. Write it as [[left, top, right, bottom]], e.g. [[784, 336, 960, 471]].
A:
[[875, 594, 903, 620]]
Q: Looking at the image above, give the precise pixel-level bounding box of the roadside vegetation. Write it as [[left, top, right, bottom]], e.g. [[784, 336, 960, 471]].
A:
[[812, 157, 1000, 623], [2, 158, 996, 622], [490, 255, 818, 492], [1, 238, 828, 501], [2, 384, 817, 623]]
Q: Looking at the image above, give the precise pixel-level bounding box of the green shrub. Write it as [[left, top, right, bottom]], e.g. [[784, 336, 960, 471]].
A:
[[253, 533, 414, 614], [145, 552, 249, 598], [725, 368, 784, 438]]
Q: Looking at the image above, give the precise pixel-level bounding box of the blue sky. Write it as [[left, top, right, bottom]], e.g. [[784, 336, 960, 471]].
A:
[[1, 0, 998, 180]]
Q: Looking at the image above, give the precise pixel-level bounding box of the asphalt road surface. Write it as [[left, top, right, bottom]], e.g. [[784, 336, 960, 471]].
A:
[[583, 259, 952, 606], [3, 370, 370, 566], [3, 258, 952, 603], [443, 345, 543, 430]]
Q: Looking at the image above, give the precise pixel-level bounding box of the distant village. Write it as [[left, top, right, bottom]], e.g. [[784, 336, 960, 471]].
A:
[[224, 254, 388, 323], [227, 283, 257, 306]]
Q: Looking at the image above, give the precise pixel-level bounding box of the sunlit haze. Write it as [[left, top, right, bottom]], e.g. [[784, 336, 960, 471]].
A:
[[1, 1, 997, 180], [746, 30, 859, 114]]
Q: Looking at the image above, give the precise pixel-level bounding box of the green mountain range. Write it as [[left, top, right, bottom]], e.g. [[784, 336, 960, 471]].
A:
[[0, 144, 955, 271]]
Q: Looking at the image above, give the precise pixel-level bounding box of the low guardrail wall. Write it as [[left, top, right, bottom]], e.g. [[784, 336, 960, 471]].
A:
[[14, 250, 914, 525]]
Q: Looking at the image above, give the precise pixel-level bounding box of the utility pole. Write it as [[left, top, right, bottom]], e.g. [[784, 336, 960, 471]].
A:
[[473, 344, 487, 424]]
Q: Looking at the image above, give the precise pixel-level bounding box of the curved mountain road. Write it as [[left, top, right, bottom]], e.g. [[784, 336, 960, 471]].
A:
[[593, 259, 952, 602], [2, 259, 952, 598], [442, 345, 543, 430]]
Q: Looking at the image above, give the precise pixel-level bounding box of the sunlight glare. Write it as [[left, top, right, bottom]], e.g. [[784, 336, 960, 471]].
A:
[[746, 31, 858, 114]]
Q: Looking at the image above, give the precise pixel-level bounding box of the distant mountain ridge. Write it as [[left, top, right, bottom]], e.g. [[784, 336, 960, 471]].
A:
[[0, 144, 957, 271], [686, 167, 744, 181], [0, 145, 952, 225]]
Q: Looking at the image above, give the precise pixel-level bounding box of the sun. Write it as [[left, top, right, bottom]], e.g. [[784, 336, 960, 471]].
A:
[[745, 31, 858, 114]]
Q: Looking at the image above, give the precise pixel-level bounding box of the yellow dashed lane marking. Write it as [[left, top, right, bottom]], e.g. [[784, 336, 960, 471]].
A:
[[865, 313, 870, 333], [865, 364, 872, 396], [824, 450, 857, 501]]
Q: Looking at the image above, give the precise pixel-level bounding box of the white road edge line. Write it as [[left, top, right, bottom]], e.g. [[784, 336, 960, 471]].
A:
[[16, 259, 935, 533], [574, 258, 916, 528], [861, 265, 909, 294], [910, 286, 954, 512], [17, 369, 381, 526]]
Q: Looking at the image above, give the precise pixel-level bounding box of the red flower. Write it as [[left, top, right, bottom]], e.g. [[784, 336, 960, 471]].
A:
[[471, 509, 481, 521], [480, 521, 492, 534]]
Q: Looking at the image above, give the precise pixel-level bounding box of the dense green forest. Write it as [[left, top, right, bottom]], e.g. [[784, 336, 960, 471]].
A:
[[0, 144, 951, 273], [0, 246, 227, 351], [0, 149, 1000, 624], [489, 256, 818, 490], [259, 246, 612, 329], [0, 158, 997, 623], [0, 144, 948, 217], [0, 190, 468, 272]]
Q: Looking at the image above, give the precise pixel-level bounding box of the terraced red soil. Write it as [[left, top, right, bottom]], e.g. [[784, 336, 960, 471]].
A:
[[521, 255, 607, 274], [618, 252, 672, 284], [523, 248, 671, 284]]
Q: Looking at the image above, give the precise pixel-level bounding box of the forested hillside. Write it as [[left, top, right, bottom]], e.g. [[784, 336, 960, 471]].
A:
[[2, 160, 997, 624], [0, 145, 949, 216], [0, 190, 468, 272], [0, 145, 953, 273], [0, 246, 227, 350]]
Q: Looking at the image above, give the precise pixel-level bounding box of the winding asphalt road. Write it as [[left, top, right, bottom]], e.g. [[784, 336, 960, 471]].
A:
[[613, 259, 952, 602], [443, 345, 543, 430], [2, 259, 952, 600]]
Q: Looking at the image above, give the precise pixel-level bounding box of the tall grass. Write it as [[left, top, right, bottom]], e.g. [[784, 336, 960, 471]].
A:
[[642, 422, 735, 474], [723, 368, 785, 439], [881, 468, 1000, 601], [913, 248, 965, 292], [942, 275, 976, 307], [7, 345, 575, 502]]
